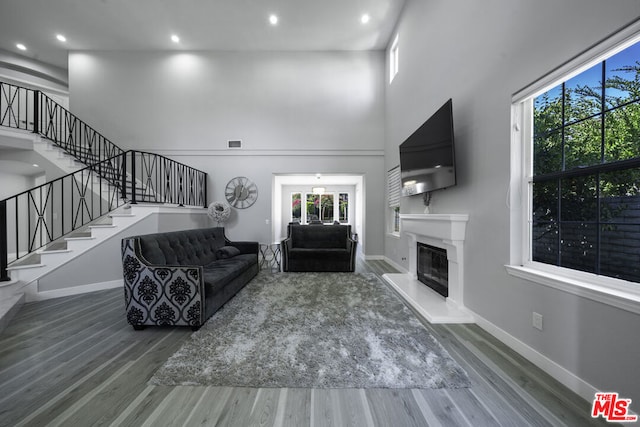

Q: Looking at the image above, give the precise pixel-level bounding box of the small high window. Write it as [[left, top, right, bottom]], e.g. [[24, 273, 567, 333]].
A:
[[389, 34, 399, 83]]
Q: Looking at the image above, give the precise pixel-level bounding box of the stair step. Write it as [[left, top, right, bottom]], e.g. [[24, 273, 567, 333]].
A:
[[110, 212, 134, 218], [67, 231, 92, 239], [8, 253, 42, 268], [42, 241, 68, 251], [38, 248, 71, 255], [7, 262, 45, 271], [65, 236, 94, 241]]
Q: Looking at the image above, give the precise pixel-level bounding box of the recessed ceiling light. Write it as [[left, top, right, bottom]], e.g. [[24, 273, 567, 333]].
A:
[[361, 14, 371, 24], [171, 34, 180, 43], [16, 43, 26, 51], [56, 34, 67, 42], [269, 14, 278, 25]]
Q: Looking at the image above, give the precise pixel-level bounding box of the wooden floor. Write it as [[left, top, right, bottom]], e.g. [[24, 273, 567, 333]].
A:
[[0, 260, 610, 427]]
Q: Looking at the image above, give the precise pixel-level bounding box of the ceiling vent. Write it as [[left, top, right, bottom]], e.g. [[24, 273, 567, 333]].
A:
[[227, 140, 242, 149]]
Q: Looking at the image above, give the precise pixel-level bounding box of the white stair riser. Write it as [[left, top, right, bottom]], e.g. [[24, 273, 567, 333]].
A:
[[64, 238, 96, 252], [38, 251, 74, 265], [88, 226, 117, 239]]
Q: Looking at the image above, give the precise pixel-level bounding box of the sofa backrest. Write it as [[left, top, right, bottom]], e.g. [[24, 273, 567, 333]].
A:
[[133, 227, 226, 266], [289, 225, 352, 249]]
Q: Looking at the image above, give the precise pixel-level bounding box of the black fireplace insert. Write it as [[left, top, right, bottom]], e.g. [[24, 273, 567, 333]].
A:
[[417, 243, 448, 298]]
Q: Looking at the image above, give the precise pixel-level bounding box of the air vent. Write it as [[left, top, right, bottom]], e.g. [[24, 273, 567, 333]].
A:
[[228, 140, 242, 149]]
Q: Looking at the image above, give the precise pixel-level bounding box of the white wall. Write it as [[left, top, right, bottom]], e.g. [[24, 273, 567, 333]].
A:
[[69, 51, 383, 152], [385, 0, 640, 402], [68, 50, 386, 256], [0, 171, 33, 200]]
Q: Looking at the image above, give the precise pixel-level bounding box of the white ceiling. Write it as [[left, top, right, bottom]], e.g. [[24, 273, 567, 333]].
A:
[[0, 0, 405, 69]]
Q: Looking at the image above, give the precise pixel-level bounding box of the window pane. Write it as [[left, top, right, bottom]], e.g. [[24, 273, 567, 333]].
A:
[[563, 117, 602, 170], [604, 101, 640, 163], [560, 175, 597, 222], [534, 85, 563, 134], [533, 180, 558, 222], [600, 169, 640, 220], [599, 170, 640, 282], [565, 63, 602, 123], [559, 222, 597, 274], [320, 194, 334, 223], [532, 180, 559, 265], [339, 193, 348, 222], [601, 224, 640, 282], [532, 221, 558, 265], [534, 130, 562, 175], [306, 194, 319, 221], [605, 42, 640, 108], [291, 193, 301, 222]]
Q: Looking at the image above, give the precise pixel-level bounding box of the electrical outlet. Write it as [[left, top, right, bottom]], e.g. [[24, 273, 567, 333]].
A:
[[532, 312, 543, 330]]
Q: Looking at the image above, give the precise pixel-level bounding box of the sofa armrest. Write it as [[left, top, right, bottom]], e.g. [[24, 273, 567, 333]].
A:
[[347, 236, 357, 271], [121, 237, 206, 328], [281, 237, 292, 271]]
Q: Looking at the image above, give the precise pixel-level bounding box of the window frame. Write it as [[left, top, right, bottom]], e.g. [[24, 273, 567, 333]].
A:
[[507, 23, 640, 315], [290, 191, 351, 225]]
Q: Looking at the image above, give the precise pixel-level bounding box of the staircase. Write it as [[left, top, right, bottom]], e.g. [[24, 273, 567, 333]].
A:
[[0, 81, 208, 330]]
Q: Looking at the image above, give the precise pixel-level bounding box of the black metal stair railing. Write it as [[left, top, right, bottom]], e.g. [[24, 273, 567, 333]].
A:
[[0, 80, 208, 281], [1, 81, 124, 164], [0, 81, 35, 131]]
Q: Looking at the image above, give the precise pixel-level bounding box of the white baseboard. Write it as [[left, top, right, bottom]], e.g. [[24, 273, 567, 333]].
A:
[[470, 310, 598, 403], [26, 279, 123, 302]]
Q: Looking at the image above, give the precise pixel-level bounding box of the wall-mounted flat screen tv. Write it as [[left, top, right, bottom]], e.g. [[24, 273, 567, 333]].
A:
[[399, 98, 456, 196]]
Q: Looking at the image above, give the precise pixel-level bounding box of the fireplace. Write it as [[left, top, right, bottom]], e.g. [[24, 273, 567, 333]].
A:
[[382, 213, 473, 323], [417, 243, 448, 298]]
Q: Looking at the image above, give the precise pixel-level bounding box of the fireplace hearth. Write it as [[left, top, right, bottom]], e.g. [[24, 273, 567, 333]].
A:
[[417, 243, 448, 298]]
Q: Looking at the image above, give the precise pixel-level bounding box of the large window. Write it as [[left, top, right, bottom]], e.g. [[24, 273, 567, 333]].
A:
[[291, 192, 349, 224], [389, 34, 399, 83], [532, 42, 640, 283], [509, 26, 640, 311]]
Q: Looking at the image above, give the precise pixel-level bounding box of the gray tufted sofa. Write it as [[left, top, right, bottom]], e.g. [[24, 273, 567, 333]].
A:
[[121, 227, 258, 330], [281, 224, 357, 272]]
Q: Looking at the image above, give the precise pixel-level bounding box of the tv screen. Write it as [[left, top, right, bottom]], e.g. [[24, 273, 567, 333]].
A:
[[399, 99, 456, 196]]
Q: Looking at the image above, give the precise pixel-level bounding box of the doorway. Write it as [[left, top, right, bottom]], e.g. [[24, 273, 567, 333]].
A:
[[272, 174, 365, 256]]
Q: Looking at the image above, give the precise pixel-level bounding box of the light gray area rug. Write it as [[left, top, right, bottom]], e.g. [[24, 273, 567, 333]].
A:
[[149, 272, 470, 389]]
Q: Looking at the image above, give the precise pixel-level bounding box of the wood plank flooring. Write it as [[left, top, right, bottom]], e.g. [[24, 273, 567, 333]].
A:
[[0, 260, 611, 426]]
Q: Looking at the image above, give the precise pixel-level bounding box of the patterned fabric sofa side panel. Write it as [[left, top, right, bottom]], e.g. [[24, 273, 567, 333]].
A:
[[122, 237, 206, 329]]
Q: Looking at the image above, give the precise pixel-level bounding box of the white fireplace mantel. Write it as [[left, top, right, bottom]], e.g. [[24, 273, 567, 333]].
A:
[[383, 213, 474, 323]]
